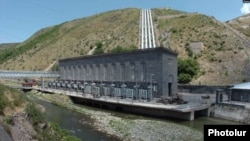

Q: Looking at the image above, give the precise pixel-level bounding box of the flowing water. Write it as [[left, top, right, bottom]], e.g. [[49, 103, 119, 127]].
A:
[[29, 96, 243, 141], [30, 96, 120, 141]]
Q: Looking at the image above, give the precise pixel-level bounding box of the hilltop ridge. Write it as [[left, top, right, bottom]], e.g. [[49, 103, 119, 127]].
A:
[[0, 8, 250, 85]]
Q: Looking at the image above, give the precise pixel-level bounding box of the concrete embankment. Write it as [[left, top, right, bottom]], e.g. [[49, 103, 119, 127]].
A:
[[180, 93, 250, 124], [210, 103, 250, 124]]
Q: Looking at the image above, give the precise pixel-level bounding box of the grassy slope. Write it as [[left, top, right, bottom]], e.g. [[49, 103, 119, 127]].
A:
[[1, 8, 250, 85], [0, 8, 139, 71], [154, 8, 250, 85]]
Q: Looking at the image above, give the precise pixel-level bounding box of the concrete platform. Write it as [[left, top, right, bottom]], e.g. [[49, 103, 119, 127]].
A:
[[37, 88, 211, 121]]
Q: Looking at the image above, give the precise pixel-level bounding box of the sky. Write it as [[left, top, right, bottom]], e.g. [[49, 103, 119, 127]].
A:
[[0, 0, 249, 44]]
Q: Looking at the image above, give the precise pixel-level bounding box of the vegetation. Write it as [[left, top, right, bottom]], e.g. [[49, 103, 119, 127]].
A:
[[25, 103, 45, 125], [41, 122, 81, 141], [153, 8, 186, 16], [110, 45, 137, 53], [0, 83, 81, 140], [0, 87, 8, 114], [0, 83, 26, 114], [0, 25, 61, 64], [93, 42, 104, 55], [51, 62, 59, 71], [178, 58, 200, 83], [0, 8, 249, 84]]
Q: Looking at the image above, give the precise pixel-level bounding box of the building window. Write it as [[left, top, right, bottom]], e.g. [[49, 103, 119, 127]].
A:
[[83, 66, 86, 81], [141, 62, 146, 82], [90, 65, 93, 82], [131, 64, 135, 81], [104, 65, 108, 81], [96, 65, 99, 80], [68, 66, 71, 80], [121, 64, 125, 83], [112, 64, 116, 82]]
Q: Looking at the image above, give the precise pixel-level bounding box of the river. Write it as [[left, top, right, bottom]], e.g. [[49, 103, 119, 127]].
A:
[[30, 96, 120, 141], [29, 95, 243, 141]]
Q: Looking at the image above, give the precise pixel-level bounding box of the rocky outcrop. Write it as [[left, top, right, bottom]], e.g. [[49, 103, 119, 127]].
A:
[[9, 113, 37, 141]]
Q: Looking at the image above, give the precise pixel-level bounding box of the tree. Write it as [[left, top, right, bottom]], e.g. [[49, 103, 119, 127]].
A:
[[178, 58, 199, 83]]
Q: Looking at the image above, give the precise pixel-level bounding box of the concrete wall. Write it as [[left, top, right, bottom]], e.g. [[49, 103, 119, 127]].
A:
[[162, 53, 178, 96], [190, 41, 204, 55], [211, 104, 250, 124], [178, 85, 231, 94], [231, 89, 250, 102], [59, 47, 178, 97]]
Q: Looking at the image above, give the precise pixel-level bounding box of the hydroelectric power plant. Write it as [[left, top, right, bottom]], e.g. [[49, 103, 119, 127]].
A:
[[1, 9, 212, 121]]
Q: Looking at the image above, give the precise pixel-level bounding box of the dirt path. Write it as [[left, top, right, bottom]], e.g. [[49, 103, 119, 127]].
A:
[[44, 61, 57, 72]]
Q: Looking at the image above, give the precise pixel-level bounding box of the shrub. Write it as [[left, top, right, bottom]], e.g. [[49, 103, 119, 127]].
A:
[[0, 89, 8, 115], [178, 58, 200, 83], [110, 45, 137, 53], [178, 74, 192, 83], [25, 103, 45, 125], [5, 115, 14, 125]]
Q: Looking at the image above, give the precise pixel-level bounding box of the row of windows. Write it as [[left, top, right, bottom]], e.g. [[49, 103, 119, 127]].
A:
[[59, 62, 152, 82]]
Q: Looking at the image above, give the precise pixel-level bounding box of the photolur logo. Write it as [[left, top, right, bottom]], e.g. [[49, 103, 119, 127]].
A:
[[204, 125, 250, 141], [208, 129, 247, 136]]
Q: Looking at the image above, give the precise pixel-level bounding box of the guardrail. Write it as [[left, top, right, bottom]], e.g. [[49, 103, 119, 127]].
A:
[[0, 70, 60, 78]]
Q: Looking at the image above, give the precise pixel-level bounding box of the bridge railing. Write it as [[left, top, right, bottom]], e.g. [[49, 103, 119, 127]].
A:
[[0, 70, 60, 78]]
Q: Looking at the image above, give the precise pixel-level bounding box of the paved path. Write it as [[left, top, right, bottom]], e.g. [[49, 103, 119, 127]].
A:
[[0, 124, 13, 141]]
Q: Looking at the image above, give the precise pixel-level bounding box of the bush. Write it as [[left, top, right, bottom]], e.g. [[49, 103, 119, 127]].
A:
[[93, 42, 104, 55], [25, 103, 45, 125], [178, 58, 200, 83], [5, 115, 14, 125], [110, 45, 137, 53], [178, 74, 192, 83], [48, 122, 81, 141], [0, 88, 8, 115]]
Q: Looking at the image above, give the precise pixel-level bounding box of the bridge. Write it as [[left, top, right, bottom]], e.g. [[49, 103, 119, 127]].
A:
[[0, 70, 59, 78]]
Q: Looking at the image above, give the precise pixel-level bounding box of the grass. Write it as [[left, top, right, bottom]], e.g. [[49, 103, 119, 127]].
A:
[[0, 8, 140, 71], [109, 119, 132, 138], [0, 83, 27, 114], [0, 83, 82, 141], [0, 25, 61, 64]]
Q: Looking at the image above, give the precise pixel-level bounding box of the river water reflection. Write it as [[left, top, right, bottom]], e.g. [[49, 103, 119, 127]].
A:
[[30, 96, 243, 141], [30, 96, 120, 141]]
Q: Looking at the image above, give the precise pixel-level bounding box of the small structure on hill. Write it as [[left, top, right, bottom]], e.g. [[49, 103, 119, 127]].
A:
[[190, 41, 205, 55]]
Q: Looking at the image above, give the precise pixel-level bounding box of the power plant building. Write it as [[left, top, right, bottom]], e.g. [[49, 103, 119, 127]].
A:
[[58, 47, 178, 99]]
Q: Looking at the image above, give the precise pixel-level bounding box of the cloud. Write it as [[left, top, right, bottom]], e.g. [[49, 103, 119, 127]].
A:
[[241, 3, 250, 14]]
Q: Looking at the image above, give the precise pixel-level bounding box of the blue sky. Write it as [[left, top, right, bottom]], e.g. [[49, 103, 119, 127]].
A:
[[0, 0, 249, 43]]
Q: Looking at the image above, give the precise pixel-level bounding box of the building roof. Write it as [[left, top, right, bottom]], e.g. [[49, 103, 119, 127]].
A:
[[230, 82, 250, 90], [59, 47, 178, 62]]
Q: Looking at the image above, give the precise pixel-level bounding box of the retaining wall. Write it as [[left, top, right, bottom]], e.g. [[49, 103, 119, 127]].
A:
[[178, 85, 231, 94], [211, 104, 250, 124]]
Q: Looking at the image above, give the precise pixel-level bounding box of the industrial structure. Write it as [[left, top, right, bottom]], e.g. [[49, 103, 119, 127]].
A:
[[140, 9, 156, 49], [230, 82, 250, 102], [55, 47, 177, 100]]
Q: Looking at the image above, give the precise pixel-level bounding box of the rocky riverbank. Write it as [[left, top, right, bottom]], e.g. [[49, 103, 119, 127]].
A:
[[0, 83, 82, 141], [30, 90, 203, 141]]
